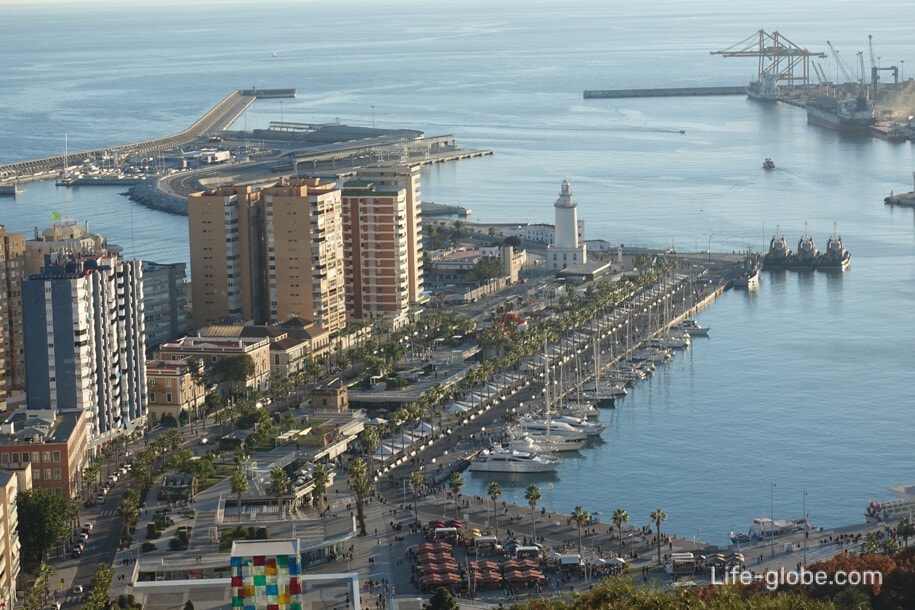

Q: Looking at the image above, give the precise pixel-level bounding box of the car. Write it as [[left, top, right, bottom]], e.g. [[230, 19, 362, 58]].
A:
[[198, 437, 209, 445], [96, 495, 105, 504], [108, 474, 118, 483], [71, 549, 81, 558], [79, 533, 89, 543], [82, 522, 93, 532], [72, 585, 84, 594]]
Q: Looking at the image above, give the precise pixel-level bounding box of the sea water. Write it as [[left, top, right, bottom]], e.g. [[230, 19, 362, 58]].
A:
[[2, 0, 915, 545]]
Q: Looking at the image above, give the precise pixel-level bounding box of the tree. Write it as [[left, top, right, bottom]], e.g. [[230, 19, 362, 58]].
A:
[[525, 484, 542, 539], [571, 505, 590, 553], [487, 481, 502, 538], [423, 586, 459, 610], [651, 508, 668, 566], [21, 562, 53, 610], [348, 457, 371, 536], [311, 463, 331, 510], [17, 488, 73, 571], [270, 466, 291, 512], [448, 471, 464, 520], [231, 468, 248, 521], [213, 354, 256, 396], [898, 516, 915, 548], [81, 563, 114, 610], [410, 470, 424, 524], [611, 508, 629, 559]]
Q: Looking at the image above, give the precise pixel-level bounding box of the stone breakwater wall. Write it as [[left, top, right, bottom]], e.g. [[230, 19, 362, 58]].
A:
[[128, 180, 188, 216]]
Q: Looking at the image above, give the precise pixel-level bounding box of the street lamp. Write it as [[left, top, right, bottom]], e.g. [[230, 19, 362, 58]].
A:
[[371, 105, 375, 128]]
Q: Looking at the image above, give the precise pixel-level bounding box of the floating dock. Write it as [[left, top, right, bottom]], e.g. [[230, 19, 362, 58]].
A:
[[584, 86, 745, 99]]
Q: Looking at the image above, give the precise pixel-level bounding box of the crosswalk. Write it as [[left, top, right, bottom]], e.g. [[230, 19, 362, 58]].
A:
[[98, 509, 118, 518]]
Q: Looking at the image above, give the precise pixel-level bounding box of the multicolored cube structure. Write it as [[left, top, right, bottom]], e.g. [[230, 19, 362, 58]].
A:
[[230, 539, 303, 610]]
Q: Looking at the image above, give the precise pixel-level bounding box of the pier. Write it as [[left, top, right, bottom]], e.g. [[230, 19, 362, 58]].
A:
[[583, 86, 745, 99], [0, 87, 291, 184], [421, 202, 472, 218]]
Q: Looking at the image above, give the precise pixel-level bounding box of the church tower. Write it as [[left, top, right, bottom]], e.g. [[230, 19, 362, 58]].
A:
[[547, 180, 587, 270]]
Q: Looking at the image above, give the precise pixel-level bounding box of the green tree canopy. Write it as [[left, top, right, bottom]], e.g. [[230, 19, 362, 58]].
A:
[[17, 488, 73, 570]]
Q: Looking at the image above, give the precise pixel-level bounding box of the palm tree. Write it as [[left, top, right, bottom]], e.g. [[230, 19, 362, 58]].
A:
[[611, 508, 629, 558], [269, 466, 291, 512], [311, 463, 331, 510], [349, 457, 371, 536], [898, 516, 915, 548], [487, 481, 502, 538], [525, 484, 541, 539], [650, 508, 667, 566], [231, 468, 248, 522], [448, 471, 464, 520], [570, 506, 590, 553], [410, 471, 424, 524]]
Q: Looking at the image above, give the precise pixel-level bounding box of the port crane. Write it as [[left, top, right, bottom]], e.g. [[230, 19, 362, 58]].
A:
[[711, 30, 825, 96], [868, 34, 899, 101]]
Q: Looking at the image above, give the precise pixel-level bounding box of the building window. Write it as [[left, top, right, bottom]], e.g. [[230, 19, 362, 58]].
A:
[[53, 451, 61, 462], [22, 452, 29, 462], [166, 393, 173, 404], [149, 392, 156, 402], [43, 451, 51, 462], [0, 454, 7, 465], [34, 469, 40, 480], [32, 451, 39, 463], [44, 468, 52, 480], [11, 453, 19, 463], [53, 468, 62, 480]]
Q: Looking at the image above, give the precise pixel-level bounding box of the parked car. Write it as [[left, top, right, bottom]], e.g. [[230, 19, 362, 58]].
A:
[[82, 522, 93, 533], [71, 549, 82, 558], [96, 495, 105, 505], [72, 585, 84, 594]]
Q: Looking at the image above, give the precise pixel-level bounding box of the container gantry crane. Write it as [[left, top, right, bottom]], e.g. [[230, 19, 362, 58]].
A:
[[711, 30, 826, 96]]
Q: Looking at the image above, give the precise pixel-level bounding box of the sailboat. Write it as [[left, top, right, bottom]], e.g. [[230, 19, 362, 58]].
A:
[[581, 333, 622, 407], [56, 133, 79, 186], [518, 334, 586, 448]]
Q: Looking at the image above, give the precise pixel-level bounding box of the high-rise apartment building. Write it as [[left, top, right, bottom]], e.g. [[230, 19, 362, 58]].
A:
[[354, 164, 425, 306], [341, 179, 412, 329], [142, 261, 189, 352], [187, 185, 265, 330], [0, 470, 20, 610], [22, 252, 147, 443], [0, 226, 26, 394], [261, 177, 347, 333]]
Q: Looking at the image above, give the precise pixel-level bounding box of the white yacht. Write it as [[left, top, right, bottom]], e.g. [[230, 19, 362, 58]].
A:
[[467, 448, 560, 473], [552, 414, 606, 436], [519, 417, 590, 441], [513, 430, 586, 452]]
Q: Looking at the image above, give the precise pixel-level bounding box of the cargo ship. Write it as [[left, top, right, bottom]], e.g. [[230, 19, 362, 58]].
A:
[[806, 96, 876, 134]]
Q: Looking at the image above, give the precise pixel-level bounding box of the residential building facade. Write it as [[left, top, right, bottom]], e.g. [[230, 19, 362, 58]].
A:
[[22, 253, 147, 443], [155, 335, 272, 397], [142, 261, 189, 352], [341, 180, 412, 329], [260, 177, 347, 333], [0, 226, 26, 394], [145, 357, 206, 426], [0, 469, 20, 610], [187, 185, 265, 330]]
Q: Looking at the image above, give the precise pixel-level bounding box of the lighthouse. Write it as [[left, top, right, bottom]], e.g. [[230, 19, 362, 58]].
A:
[[547, 180, 587, 271]]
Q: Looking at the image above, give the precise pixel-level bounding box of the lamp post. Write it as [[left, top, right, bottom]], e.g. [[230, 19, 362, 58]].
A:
[[280, 101, 284, 123], [803, 489, 808, 566], [770, 482, 776, 557], [371, 105, 375, 128]]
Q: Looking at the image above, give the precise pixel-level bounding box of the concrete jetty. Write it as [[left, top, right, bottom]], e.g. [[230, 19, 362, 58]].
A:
[[584, 86, 745, 99]]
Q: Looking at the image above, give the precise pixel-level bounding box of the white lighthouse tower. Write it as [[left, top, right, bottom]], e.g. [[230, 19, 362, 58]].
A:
[[547, 179, 587, 271]]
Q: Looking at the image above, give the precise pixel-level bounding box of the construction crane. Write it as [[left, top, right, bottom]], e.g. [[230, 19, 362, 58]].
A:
[[711, 30, 825, 97]]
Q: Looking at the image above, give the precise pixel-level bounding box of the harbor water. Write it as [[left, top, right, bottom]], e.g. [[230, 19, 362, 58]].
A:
[[2, 0, 915, 545]]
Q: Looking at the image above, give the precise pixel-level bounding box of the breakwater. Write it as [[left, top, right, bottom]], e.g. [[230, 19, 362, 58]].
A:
[[584, 86, 745, 99]]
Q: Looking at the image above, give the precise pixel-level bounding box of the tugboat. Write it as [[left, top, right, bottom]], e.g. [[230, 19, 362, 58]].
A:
[[762, 158, 775, 170], [816, 224, 851, 272], [787, 225, 819, 271], [762, 226, 792, 270]]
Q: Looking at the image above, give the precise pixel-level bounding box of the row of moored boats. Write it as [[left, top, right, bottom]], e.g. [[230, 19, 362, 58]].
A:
[[468, 311, 708, 474], [762, 224, 851, 272]]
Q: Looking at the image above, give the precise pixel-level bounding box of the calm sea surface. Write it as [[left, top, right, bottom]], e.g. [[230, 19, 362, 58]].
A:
[[2, 0, 915, 545]]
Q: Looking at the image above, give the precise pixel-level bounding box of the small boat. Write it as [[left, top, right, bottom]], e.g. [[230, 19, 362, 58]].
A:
[[865, 498, 915, 523], [743, 516, 810, 540], [763, 158, 775, 170], [733, 255, 762, 289], [762, 225, 792, 270], [673, 319, 709, 337], [816, 224, 851, 272], [467, 448, 560, 473]]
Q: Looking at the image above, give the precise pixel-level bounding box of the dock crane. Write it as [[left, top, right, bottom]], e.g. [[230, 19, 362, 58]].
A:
[[868, 34, 899, 101], [711, 30, 825, 98], [826, 41, 853, 87]]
